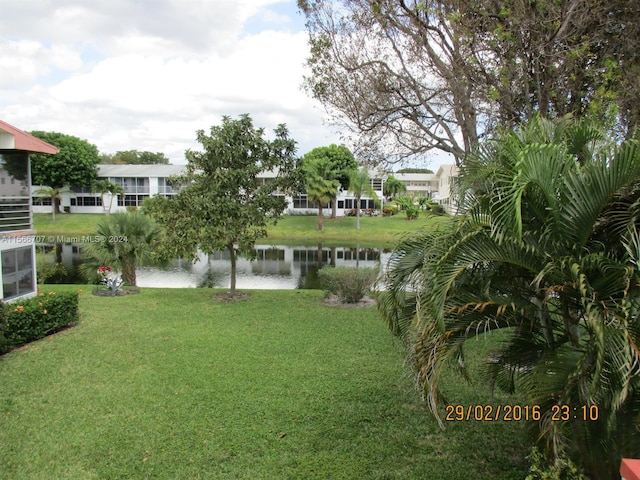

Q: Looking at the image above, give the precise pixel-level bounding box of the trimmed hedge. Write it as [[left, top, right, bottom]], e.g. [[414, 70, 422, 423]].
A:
[[318, 266, 378, 303], [0, 291, 79, 355]]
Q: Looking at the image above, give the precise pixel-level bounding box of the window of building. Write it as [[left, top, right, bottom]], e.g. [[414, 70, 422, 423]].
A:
[[2, 246, 35, 300], [71, 196, 103, 207], [0, 152, 31, 233], [33, 196, 53, 206], [117, 194, 149, 207], [157, 177, 176, 195], [292, 195, 310, 209]]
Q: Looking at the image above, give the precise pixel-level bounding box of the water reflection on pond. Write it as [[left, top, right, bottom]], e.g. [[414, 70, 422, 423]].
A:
[[40, 243, 389, 290]]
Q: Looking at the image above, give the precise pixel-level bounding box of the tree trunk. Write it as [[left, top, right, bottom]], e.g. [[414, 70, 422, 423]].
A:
[[317, 201, 324, 231], [356, 197, 361, 230], [228, 242, 237, 295], [121, 255, 137, 286]]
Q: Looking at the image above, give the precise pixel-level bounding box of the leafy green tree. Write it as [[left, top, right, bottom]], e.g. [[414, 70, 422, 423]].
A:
[[303, 156, 340, 231], [103, 150, 171, 164], [396, 168, 433, 174], [383, 175, 407, 198], [29, 131, 100, 212], [348, 167, 378, 230], [378, 116, 640, 479], [145, 114, 298, 296], [82, 212, 163, 286], [301, 144, 357, 218]]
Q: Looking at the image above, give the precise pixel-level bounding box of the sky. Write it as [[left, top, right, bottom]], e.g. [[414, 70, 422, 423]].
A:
[[0, 0, 451, 170]]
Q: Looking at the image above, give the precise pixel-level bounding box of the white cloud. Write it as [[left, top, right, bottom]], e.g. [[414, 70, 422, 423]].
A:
[[0, 1, 346, 162]]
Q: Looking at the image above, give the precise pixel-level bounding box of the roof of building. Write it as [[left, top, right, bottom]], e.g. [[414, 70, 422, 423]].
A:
[[0, 120, 59, 154], [98, 164, 186, 177]]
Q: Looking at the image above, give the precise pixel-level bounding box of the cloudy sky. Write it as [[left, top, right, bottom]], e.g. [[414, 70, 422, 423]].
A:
[[0, 0, 451, 169]]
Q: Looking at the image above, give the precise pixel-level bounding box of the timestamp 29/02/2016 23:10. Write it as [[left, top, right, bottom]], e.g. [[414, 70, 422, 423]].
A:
[[445, 404, 600, 422]]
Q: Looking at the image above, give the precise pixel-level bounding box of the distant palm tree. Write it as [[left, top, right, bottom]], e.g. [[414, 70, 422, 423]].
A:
[[304, 157, 340, 231], [94, 179, 125, 214], [82, 212, 163, 286], [383, 175, 406, 198], [33, 186, 68, 224], [348, 167, 378, 230], [379, 116, 640, 479]]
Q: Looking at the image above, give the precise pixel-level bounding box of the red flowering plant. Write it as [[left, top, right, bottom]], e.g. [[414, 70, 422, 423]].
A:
[[96, 265, 124, 296]]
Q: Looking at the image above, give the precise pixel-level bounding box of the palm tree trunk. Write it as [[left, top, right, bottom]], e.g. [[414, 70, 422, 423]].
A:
[[356, 197, 361, 230], [228, 242, 237, 295], [317, 201, 324, 231], [121, 255, 137, 286]]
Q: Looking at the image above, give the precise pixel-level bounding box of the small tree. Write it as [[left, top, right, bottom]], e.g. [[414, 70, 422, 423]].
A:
[[94, 180, 125, 215], [33, 186, 69, 224], [147, 114, 298, 296], [348, 167, 378, 230], [301, 144, 358, 218], [303, 157, 340, 231], [82, 212, 163, 286], [383, 176, 407, 198]]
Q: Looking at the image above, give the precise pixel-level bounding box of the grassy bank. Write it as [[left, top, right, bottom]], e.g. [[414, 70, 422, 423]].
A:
[[33, 212, 451, 247], [0, 287, 529, 479]]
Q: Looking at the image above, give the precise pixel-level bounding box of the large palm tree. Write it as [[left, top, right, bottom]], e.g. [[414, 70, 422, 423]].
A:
[[348, 167, 378, 230], [304, 157, 340, 231], [83, 212, 163, 286], [378, 116, 640, 479]]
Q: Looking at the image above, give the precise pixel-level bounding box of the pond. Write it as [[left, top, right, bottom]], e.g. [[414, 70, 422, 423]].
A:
[[39, 243, 391, 290]]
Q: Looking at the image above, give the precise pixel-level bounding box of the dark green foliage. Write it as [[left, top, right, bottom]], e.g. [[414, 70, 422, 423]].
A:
[[396, 168, 434, 174], [81, 212, 164, 287], [0, 304, 8, 355], [0, 291, 79, 354], [301, 144, 358, 190], [383, 175, 407, 198], [379, 116, 640, 479], [318, 266, 378, 303], [102, 150, 170, 165], [29, 131, 100, 188], [146, 114, 299, 295]]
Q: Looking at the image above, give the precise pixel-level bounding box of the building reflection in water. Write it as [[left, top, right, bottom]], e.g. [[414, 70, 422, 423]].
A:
[[37, 243, 388, 290]]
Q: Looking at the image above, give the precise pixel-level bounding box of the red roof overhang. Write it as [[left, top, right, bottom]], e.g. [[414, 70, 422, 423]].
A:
[[0, 120, 59, 154]]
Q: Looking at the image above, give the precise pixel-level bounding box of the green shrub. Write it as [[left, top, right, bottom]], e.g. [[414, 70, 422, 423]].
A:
[[404, 203, 420, 220], [1, 291, 79, 353], [430, 203, 444, 214], [382, 206, 397, 216], [0, 304, 8, 355], [525, 447, 588, 480], [318, 266, 378, 303]]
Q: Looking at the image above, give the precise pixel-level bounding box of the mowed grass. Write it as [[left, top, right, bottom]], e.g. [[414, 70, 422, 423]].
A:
[[33, 212, 451, 247], [0, 287, 528, 479]]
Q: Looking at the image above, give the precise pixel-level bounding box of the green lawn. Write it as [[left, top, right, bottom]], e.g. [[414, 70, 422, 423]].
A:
[[33, 212, 451, 247], [0, 287, 528, 479]]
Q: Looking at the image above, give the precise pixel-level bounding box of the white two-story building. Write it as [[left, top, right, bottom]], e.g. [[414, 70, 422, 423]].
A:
[[32, 163, 459, 217]]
